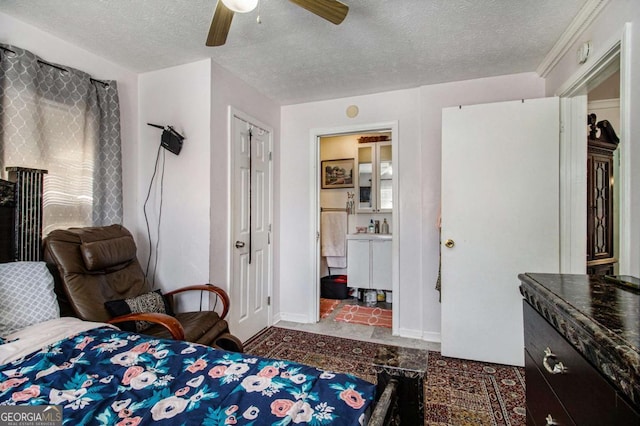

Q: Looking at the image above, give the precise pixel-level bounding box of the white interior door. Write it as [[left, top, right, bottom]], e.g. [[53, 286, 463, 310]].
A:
[[441, 97, 560, 367], [231, 114, 272, 342]]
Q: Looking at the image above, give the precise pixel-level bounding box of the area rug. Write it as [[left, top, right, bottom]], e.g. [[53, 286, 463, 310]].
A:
[[334, 304, 392, 328], [425, 351, 526, 426], [319, 298, 340, 318], [243, 326, 525, 426], [244, 325, 384, 383]]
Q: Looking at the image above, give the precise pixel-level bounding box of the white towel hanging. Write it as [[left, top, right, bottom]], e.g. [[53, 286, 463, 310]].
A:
[[321, 211, 347, 268]]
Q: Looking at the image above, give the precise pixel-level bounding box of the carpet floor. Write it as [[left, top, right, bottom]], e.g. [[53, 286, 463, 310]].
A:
[[244, 326, 526, 426]]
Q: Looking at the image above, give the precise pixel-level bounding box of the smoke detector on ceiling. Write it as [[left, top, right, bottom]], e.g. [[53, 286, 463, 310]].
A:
[[346, 105, 359, 118], [577, 41, 591, 64]]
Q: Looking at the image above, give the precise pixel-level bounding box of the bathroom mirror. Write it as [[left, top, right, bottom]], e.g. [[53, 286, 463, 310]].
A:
[[356, 142, 392, 213]]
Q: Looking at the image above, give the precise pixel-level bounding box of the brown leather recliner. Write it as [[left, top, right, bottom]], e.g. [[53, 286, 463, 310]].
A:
[[43, 224, 243, 352]]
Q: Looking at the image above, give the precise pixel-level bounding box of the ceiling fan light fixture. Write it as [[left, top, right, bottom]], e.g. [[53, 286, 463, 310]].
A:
[[221, 0, 258, 13]]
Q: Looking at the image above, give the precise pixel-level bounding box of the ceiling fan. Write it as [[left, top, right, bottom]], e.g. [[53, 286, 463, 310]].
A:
[[206, 0, 349, 46]]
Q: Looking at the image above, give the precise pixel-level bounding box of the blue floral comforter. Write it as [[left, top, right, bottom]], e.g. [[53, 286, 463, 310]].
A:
[[0, 326, 375, 425]]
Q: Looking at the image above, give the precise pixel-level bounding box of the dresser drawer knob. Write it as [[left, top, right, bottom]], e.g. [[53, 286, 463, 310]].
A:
[[543, 347, 567, 374], [545, 414, 558, 425]]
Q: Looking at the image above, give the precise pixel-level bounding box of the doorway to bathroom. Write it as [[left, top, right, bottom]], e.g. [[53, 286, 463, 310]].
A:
[[312, 122, 398, 335]]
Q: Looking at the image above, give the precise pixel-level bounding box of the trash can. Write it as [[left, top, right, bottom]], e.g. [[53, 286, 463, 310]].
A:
[[320, 275, 349, 299]]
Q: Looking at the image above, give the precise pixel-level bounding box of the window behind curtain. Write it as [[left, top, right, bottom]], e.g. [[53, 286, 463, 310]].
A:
[[0, 44, 122, 234]]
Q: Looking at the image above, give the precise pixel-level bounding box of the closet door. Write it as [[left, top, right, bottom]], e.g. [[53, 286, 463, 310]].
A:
[[230, 114, 273, 342], [441, 97, 560, 367]]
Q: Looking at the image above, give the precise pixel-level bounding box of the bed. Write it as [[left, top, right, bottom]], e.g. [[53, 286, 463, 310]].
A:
[[0, 176, 399, 425], [0, 186, 382, 425], [0, 317, 375, 425]]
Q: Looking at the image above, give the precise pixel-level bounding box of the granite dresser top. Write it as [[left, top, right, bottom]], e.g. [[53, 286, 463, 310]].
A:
[[519, 273, 639, 409]]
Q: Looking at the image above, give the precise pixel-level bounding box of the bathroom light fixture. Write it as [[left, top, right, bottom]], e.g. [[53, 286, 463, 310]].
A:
[[221, 0, 258, 13]]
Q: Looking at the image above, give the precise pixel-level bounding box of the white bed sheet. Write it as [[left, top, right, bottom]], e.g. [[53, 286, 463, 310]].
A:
[[0, 317, 115, 365]]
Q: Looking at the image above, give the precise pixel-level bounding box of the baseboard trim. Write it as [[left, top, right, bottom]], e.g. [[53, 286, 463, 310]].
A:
[[278, 312, 311, 323], [397, 328, 441, 344], [422, 331, 442, 343], [396, 327, 422, 340]]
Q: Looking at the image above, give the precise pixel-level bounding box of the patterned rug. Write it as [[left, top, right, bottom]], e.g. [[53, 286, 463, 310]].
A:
[[334, 304, 393, 328], [319, 298, 340, 318], [425, 352, 526, 426], [244, 325, 382, 383], [243, 326, 525, 426]]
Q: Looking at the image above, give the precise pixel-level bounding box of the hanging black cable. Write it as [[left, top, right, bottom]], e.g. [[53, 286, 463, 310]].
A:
[[143, 123, 183, 288], [151, 148, 166, 287], [143, 143, 163, 282]]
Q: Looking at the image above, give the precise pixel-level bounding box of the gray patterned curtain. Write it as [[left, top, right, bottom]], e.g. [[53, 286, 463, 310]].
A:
[[0, 44, 122, 233]]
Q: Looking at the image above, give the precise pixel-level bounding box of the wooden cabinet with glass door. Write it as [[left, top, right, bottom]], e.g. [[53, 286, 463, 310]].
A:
[[586, 114, 619, 275], [357, 142, 392, 213]]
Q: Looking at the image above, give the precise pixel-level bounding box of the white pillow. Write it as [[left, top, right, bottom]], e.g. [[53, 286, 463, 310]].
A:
[[0, 262, 60, 335]]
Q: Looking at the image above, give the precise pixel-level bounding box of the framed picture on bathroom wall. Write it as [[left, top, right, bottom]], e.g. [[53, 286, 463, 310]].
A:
[[321, 158, 354, 189]]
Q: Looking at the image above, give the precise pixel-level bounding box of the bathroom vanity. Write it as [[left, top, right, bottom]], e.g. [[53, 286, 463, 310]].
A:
[[519, 273, 639, 425], [346, 233, 392, 291]]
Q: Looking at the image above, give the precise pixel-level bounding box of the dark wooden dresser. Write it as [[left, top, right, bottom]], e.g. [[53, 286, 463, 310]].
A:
[[519, 273, 639, 425]]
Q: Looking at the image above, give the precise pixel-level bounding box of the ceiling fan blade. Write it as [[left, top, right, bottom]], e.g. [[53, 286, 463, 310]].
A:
[[206, 1, 234, 46], [288, 0, 349, 25]]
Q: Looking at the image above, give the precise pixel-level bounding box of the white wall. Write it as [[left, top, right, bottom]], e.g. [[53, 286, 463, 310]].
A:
[[10, 3, 629, 341], [138, 60, 212, 310], [0, 11, 139, 233], [1, 11, 214, 310], [279, 72, 545, 339], [281, 89, 420, 325], [544, 0, 640, 276], [0, 10, 282, 321]]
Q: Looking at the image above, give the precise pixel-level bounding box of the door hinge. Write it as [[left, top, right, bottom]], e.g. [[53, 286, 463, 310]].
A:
[[269, 152, 272, 161], [267, 296, 271, 306]]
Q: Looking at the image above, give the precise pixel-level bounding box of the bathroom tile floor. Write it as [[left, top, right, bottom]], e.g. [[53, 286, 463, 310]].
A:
[[276, 298, 441, 351]]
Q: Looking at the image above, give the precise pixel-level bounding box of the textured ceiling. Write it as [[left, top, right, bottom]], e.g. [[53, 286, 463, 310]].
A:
[[0, 0, 588, 105]]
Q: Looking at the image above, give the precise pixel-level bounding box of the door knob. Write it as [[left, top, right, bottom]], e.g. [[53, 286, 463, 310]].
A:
[[235, 241, 245, 249], [444, 239, 455, 248]]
